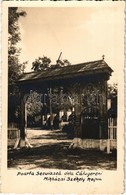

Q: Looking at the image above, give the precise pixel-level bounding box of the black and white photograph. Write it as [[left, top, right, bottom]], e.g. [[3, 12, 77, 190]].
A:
[[2, 1, 124, 194]]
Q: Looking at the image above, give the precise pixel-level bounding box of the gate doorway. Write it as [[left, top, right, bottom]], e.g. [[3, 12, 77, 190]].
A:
[[81, 107, 100, 139]]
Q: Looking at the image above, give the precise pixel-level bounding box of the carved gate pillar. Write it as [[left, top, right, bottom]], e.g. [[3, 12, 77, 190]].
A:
[[74, 88, 82, 138]]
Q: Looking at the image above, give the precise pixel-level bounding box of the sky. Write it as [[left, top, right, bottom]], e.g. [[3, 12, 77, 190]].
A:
[[18, 2, 124, 84]]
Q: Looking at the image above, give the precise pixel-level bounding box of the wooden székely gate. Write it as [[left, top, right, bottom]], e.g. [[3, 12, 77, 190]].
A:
[[16, 58, 113, 147]]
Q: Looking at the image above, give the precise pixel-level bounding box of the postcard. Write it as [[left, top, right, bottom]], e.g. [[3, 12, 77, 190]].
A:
[[1, 1, 125, 194]]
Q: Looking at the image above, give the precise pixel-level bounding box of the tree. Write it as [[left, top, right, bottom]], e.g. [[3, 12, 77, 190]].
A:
[[107, 83, 117, 118], [31, 56, 51, 71], [26, 91, 43, 117], [108, 83, 117, 98], [8, 7, 27, 123], [57, 59, 71, 67], [32, 55, 71, 71]]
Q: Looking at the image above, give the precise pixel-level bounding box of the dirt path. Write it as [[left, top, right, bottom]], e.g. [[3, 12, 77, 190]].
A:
[[8, 129, 117, 170]]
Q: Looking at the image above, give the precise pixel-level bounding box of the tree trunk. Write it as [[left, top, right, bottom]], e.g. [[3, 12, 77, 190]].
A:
[[69, 113, 83, 149], [14, 92, 32, 149]]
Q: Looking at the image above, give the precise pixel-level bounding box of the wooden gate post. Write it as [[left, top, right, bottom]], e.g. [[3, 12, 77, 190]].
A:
[[74, 89, 82, 139]]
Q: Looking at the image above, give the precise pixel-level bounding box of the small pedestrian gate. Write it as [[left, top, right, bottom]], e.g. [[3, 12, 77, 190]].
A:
[[81, 108, 100, 139]]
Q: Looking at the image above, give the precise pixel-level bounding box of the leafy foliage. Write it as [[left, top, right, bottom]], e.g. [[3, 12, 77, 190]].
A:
[[8, 7, 27, 123], [26, 91, 43, 116], [32, 56, 71, 71], [107, 83, 117, 118], [56, 59, 71, 67], [108, 83, 117, 98], [31, 56, 51, 71], [8, 7, 27, 96]]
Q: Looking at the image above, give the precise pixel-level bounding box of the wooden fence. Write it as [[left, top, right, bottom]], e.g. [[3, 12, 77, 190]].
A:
[[8, 123, 19, 139]]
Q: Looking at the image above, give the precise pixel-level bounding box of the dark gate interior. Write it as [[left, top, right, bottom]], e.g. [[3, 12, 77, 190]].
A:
[[81, 107, 100, 139]]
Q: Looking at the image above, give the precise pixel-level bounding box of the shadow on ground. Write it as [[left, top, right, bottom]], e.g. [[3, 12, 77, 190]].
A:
[[8, 129, 117, 170], [31, 129, 69, 140], [8, 143, 117, 170]]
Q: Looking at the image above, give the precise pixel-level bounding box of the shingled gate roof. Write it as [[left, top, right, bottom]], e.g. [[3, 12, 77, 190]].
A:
[[18, 59, 113, 83]]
